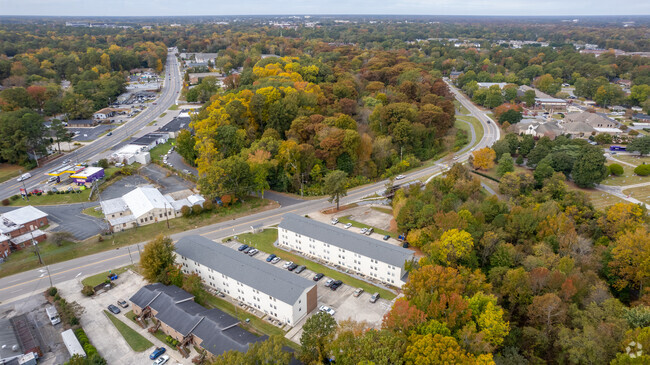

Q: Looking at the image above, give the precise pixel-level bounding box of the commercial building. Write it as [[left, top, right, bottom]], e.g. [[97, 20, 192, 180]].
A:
[[70, 167, 105, 185], [100, 186, 204, 232], [175, 235, 317, 326], [93, 108, 116, 120], [0, 206, 48, 258], [535, 98, 568, 110], [66, 119, 97, 127], [130, 283, 266, 356], [157, 112, 191, 138], [130, 133, 169, 151], [110, 144, 150, 165], [278, 213, 414, 286]]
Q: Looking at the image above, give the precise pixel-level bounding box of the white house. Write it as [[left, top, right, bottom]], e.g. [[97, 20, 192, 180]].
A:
[[110, 144, 150, 165], [175, 235, 317, 326], [100, 186, 203, 232], [278, 213, 414, 286]]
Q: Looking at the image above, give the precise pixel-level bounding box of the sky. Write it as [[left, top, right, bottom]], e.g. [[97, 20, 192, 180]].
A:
[[0, 0, 649, 17]]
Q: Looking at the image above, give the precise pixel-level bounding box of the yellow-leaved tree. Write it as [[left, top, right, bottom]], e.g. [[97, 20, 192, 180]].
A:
[[430, 228, 474, 265], [472, 147, 496, 170]]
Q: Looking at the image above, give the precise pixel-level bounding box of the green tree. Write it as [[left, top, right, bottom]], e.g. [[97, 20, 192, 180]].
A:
[[628, 136, 650, 156], [609, 163, 624, 176], [323, 170, 348, 210], [139, 235, 175, 282], [498, 109, 523, 125], [497, 152, 515, 177], [630, 84, 650, 106], [299, 312, 337, 364], [176, 130, 197, 166], [572, 145, 608, 188], [534, 74, 561, 95], [594, 84, 624, 108], [534, 158, 555, 187], [199, 155, 253, 200], [51, 118, 70, 152], [522, 89, 536, 107]]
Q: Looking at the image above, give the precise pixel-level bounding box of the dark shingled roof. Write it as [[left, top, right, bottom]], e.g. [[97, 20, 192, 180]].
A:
[[278, 213, 414, 268], [175, 235, 315, 304]]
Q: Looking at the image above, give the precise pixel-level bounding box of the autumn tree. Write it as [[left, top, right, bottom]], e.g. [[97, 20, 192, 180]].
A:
[[472, 147, 496, 170], [140, 235, 175, 282], [212, 335, 292, 364], [382, 298, 427, 333], [609, 228, 650, 292], [429, 228, 474, 265]]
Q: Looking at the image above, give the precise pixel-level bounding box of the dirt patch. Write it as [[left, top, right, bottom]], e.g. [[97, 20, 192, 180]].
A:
[[321, 203, 358, 214]]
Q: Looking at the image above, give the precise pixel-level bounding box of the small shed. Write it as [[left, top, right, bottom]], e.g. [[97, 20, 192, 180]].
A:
[[250, 224, 263, 234]]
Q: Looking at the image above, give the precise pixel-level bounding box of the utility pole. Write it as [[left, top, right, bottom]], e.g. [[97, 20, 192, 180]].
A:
[[31, 231, 53, 288], [164, 202, 170, 229], [127, 246, 134, 265]]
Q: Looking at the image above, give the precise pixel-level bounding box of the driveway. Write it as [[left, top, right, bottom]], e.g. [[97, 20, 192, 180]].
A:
[[139, 164, 193, 194], [100, 175, 150, 200], [258, 191, 304, 207], [166, 151, 197, 177]]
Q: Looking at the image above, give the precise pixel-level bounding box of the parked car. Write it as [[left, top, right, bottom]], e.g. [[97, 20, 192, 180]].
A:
[[283, 261, 294, 269], [360, 228, 367, 234], [153, 355, 169, 365], [313, 273, 324, 281], [48, 176, 58, 183], [243, 246, 252, 254], [271, 257, 281, 264], [149, 347, 166, 360], [266, 254, 276, 262], [248, 249, 259, 256], [365, 228, 374, 236], [330, 280, 343, 290], [107, 132, 113, 136], [325, 279, 334, 287], [117, 300, 129, 308], [319, 305, 336, 316], [287, 263, 299, 271], [107, 304, 121, 314], [344, 223, 352, 229], [353, 288, 364, 297], [30, 189, 43, 195], [237, 244, 248, 252], [383, 234, 390, 240], [294, 265, 306, 274], [182, 169, 190, 174], [369, 293, 380, 303], [331, 218, 339, 225], [395, 174, 406, 180], [17, 173, 31, 182]]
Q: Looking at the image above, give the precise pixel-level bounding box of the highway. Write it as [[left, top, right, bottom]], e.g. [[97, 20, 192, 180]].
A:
[[0, 79, 500, 304], [0, 50, 182, 199]]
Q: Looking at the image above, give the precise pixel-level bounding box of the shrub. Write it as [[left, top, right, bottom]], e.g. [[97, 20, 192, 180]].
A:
[[10, 195, 20, 201], [54, 293, 61, 301], [81, 285, 94, 297], [48, 287, 58, 296], [181, 205, 191, 217], [1, 199, 9, 206], [202, 200, 213, 211], [634, 164, 650, 176], [97, 159, 109, 169], [70, 317, 79, 326], [191, 204, 203, 215], [609, 163, 624, 176]]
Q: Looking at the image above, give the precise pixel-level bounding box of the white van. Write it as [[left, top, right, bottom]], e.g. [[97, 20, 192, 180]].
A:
[[17, 173, 31, 182], [46, 306, 61, 325]]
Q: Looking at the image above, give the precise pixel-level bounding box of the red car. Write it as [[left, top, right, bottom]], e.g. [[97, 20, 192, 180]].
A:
[[31, 189, 43, 195]]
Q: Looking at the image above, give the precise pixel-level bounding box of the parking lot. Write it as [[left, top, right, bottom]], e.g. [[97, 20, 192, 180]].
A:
[[140, 163, 194, 194], [68, 125, 114, 142], [57, 270, 194, 364], [220, 240, 394, 342]]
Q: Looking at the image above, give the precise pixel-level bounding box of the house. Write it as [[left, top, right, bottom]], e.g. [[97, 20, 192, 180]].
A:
[[175, 235, 318, 326], [100, 186, 203, 232], [535, 98, 568, 110], [93, 108, 116, 120], [633, 114, 650, 122], [66, 119, 97, 127], [70, 167, 105, 185], [130, 133, 169, 151], [130, 283, 266, 357], [449, 71, 463, 80], [278, 213, 415, 286], [510, 119, 563, 139], [477, 82, 508, 89], [0, 206, 48, 258]]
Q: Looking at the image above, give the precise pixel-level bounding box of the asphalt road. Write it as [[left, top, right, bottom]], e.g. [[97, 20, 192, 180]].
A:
[[0, 50, 182, 199], [0, 79, 500, 305]]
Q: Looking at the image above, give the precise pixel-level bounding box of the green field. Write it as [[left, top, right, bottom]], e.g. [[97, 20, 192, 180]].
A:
[[202, 293, 286, 338], [0, 197, 276, 279], [81, 266, 131, 287], [7, 188, 92, 206], [82, 206, 104, 218], [168, 104, 179, 110], [104, 310, 153, 352], [456, 115, 484, 149], [601, 163, 650, 186], [622, 185, 650, 205], [149, 139, 175, 162], [233, 229, 397, 300], [0, 164, 23, 183]]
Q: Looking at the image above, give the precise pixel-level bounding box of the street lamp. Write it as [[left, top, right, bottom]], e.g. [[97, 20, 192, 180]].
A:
[[29, 229, 52, 288]]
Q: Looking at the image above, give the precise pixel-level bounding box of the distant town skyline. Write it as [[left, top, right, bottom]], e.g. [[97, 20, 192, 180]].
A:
[[0, 0, 649, 17]]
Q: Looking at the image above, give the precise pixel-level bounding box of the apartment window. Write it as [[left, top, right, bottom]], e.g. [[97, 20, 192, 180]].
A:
[[159, 214, 163, 218]]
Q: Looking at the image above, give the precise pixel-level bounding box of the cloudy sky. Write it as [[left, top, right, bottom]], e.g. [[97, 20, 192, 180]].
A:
[[0, 0, 648, 16]]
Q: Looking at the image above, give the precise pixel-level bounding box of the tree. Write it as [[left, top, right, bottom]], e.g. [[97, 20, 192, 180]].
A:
[[528, 293, 566, 334], [628, 136, 650, 156], [176, 130, 197, 166], [139, 235, 175, 282], [299, 312, 336, 364], [498, 109, 523, 125], [51, 119, 71, 152], [522, 89, 536, 107], [382, 298, 427, 333], [331, 327, 406, 365], [572, 145, 608, 188], [48, 231, 74, 247], [594, 84, 624, 108], [403, 333, 477, 365], [199, 155, 252, 200], [534, 74, 561, 95], [430, 229, 474, 265], [609, 163, 624, 176], [534, 158, 555, 187], [472, 147, 496, 170], [609, 228, 650, 292], [323, 170, 348, 210], [635, 164, 650, 176], [497, 153, 514, 177]]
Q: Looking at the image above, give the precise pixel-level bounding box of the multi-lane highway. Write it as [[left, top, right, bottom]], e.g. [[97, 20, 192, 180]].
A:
[[0, 50, 182, 199], [0, 79, 500, 304]]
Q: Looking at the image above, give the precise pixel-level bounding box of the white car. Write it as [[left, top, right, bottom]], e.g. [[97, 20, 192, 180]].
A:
[[153, 355, 169, 365], [360, 227, 367, 234], [271, 257, 281, 264], [395, 174, 406, 180], [344, 223, 352, 229], [283, 261, 293, 269], [319, 305, 336, 316], [331, 218, 339, 225]]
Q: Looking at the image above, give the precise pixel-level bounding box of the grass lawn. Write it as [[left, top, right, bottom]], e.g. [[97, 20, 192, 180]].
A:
[[0, 163, 23, 183], [611, 155, 650, 166], [168, 104, 179, 110], [454, 100, 470, 115], [7, 189, 92, 206], [601, 163, 650, 186], [202, 293, 285, 337], [103, 310, 153, 352], [149, 139, 175, 162], [0, 197, 277, 279], [159, 112, 167, 118], [456, 115, 484, 149], [82, 206, 104, 218], [622, 185, 650, 205], [579, 188, 629, 210], [233, 229, 397, 301], [81, 266, 131, 287], [371, 206, 393, 215]]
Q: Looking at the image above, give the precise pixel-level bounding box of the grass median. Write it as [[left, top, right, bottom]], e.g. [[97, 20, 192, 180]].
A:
[[103, 310, 153, 352], [81, 266, 132, 287], [233, 229, 397, 301]]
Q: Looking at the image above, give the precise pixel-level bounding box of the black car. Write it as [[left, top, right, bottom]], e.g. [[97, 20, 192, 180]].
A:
[[243, 246, 252, 254], [330, 280, 343, 290], [237, 244, 248, 252], [294, 265, 306, 274], [287, 263, 299, 271], [107, 304, 121, 314], [313, 273, 324, 281]]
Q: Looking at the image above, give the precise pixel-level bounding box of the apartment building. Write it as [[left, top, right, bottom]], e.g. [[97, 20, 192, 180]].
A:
[[278, 213, 414, 286], [175, 235, 317, 326]]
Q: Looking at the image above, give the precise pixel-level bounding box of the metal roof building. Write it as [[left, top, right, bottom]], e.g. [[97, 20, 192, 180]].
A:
[[61, 329, 86, 358]]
